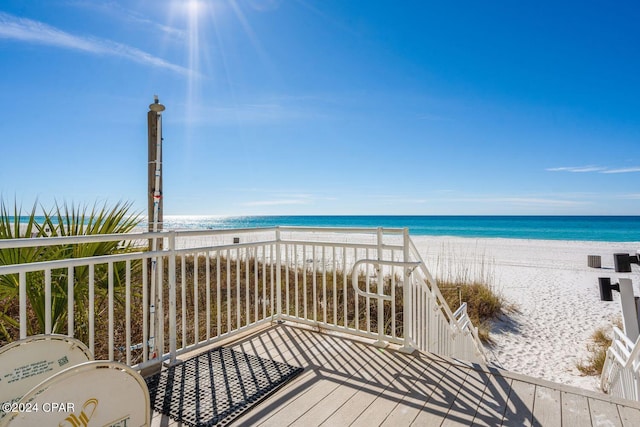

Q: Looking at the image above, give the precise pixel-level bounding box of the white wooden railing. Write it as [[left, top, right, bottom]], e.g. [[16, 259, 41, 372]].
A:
[[408, 240, 484, 362], [601, 326, 640, 400], [0, 227, 485, 370]]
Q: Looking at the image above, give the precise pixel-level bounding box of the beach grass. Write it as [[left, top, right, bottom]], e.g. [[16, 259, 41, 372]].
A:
[[1, 251, 496, 362], [439, 281, 506, 343], [0, 208, 503, 361], [162, 254, 404, 351], [432, 245, 509, 343], [576, 321, 620, 376]]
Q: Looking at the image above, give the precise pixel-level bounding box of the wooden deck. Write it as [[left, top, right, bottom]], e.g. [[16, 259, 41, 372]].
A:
[[151, 324, 640, 426]]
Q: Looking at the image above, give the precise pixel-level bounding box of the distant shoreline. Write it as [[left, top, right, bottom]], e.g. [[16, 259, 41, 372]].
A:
[[12, 214, 640, 242], [158, 215, 640, 242]]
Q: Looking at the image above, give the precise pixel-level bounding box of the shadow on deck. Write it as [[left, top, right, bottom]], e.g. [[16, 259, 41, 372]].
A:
[[151, 324, 640, 426]]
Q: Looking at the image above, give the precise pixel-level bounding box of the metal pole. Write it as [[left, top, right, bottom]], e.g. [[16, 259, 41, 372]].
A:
[[147, 96, 165, 361], [168, 231, 177, 364], [148, 95, 165, 238], [400, 227, 414, 353]]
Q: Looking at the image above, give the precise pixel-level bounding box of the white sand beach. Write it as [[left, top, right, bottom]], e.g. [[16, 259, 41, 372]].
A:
[[411, 236, 640, 392]]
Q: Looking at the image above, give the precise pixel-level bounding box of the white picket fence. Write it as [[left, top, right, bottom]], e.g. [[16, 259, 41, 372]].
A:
[[601, 326, 640, 401], [0, 227, 485, 370]]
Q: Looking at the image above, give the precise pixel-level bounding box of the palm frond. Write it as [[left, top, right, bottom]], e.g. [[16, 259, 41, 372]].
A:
[[0, 199, 142, 341]]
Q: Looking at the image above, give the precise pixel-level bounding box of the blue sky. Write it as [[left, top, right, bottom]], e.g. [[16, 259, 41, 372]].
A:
[[1, 0, 639, 216]]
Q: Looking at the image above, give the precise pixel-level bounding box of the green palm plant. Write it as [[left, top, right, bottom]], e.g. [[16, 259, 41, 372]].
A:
[[0, 200, 141, 342], [0, 200, 48, 339]]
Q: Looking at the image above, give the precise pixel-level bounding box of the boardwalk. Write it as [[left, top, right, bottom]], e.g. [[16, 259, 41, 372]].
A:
[[151, 324, 640, 426]]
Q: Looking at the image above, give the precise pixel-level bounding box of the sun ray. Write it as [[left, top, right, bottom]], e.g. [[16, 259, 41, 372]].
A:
[[186, 0, 200, 125], [160, 0, 285, 132]]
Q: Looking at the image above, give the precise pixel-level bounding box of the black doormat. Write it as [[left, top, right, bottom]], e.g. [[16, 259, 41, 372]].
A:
[[145, 347, 304, 426]]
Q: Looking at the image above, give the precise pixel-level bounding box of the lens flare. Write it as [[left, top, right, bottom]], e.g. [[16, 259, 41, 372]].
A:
[[186, 0, 202, 14]]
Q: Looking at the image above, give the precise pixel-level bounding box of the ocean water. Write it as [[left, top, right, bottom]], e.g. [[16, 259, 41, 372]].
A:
[[158, 216, 640, 242], [14, 215, 640, 242]]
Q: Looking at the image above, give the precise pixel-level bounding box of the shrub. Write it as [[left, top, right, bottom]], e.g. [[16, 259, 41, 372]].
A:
[[576, 322, 619, 376], [431, 244, 511, 343], [439, 281, 507, 343], [0, 200, 140, 343]]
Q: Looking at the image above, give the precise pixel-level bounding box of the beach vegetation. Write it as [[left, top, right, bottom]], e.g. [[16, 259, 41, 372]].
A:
[[576, 321, 620, 376], [1, 217, 498, 361], [433, 247, 510, 343], [158, 255, 403, 349], [439, 281, 506, 343], [0, 200, 141, 342], [67, 255, 404, 362]]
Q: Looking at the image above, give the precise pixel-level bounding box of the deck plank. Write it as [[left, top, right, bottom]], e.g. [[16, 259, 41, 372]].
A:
[[618, 405, 640, 427], [410, 364, 471, 425], [380, 355, 452, 426], [308, 350, 411, 426], [441, 365, 491, 426], [290, 346, 403, 426], [148, 324, 639, 427], [471, 371, 512, 426], [254, 334, 383, 426], [501, 379, 536, 426], [588, 398, 622, 427], [562, 392, 592, 427], [336, 353, 429, 426], [350, 352, 435, 427], [230, 327, 357, 425], [532, 386, 562, 427]]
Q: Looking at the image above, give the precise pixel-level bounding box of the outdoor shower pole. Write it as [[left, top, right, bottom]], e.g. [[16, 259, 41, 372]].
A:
[[148, 95, 165, 238], [147, 96, 165, 361]]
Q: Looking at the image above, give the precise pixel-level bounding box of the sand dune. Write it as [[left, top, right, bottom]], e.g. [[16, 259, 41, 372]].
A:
[[411, 236, 640, 392]]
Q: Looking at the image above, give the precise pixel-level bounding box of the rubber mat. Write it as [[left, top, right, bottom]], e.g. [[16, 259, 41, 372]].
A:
[[145, 347, 304, 426]]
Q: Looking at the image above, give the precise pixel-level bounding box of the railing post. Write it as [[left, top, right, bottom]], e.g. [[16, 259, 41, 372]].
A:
[[620, 278, 640, 342], [374, 227, 386, 347], [400, 228, 414, 353], [276, 227, 283, 321], [168, 231, 177, 364], [19, 271, 26, 339], [149, 239, 158, 360], [68, 266, 74, 338]]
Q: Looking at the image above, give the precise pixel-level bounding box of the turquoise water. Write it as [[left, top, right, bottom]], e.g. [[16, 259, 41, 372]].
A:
[[161, 216, 640, 242], [15, 216, 640, 242]]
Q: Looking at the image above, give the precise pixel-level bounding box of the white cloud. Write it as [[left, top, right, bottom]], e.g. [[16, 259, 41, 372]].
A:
[[546, 166, 607, 173], [240, 190, 338, 206], [600, 167, 640, 174], [614, 193, 640, 200], [68, 1, 186, 39], [0, 12, 190, 75], [547, 165, 640, 174], [454, 196, 590, 207], [368, 194, 427, 204], [497, 197, 589, 206], [243, 199, 310, 206]]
